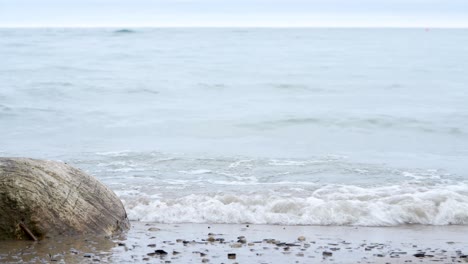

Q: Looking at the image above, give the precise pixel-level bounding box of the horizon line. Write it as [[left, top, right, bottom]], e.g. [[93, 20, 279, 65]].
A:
[[1, 25, 468, 29]]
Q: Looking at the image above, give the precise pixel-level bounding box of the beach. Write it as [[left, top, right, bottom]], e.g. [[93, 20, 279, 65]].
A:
[[1, 222, 467, 263]]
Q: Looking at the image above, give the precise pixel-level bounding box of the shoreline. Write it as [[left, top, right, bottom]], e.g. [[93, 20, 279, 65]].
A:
[[1, 222, 467, 263]]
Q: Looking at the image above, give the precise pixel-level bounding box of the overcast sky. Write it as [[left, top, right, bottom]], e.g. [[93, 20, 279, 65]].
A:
[[1, 0, 467, 27]]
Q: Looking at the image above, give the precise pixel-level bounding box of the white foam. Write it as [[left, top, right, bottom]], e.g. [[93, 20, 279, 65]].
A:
[[122, 183, 468, 226], [95, 150, 131, 157]]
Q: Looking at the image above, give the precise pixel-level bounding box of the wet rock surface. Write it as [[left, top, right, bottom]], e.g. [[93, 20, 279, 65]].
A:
[[0, 158, 129, 240]]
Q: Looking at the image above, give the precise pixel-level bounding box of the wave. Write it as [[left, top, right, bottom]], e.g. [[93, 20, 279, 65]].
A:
[[114, 29, 136, 34], [120, 183, 468, 226], [240, 116, 465, 135]]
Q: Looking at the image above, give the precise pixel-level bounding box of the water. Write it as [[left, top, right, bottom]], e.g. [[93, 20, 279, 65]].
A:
[[1, 28, 468, 225]]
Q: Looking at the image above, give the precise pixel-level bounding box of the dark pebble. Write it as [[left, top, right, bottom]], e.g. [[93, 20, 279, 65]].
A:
[[285, 243, 300, 247], [228, 253, 236, 259], [155, 250, 168, 255]]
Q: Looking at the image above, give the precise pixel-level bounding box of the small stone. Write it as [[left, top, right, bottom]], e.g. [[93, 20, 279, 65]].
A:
[[297, 236, 306, 242], [83, 253, 93, 258], [322, 251, 332, 257], [207, 236, 215, 242], [172, 251, 180, 255], [231, 243, 242, 248], [202, 258, 209, 263], [147, 244, 156, 248], [117, 242, 125, 246], [413, 253, 425, 258], [227, 253, 236, 259], [155, 250, 168, 255], [148, 227, 160, 232]]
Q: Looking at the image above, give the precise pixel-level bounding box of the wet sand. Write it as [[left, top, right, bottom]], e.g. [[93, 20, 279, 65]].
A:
[[1, 222, 467, 263]]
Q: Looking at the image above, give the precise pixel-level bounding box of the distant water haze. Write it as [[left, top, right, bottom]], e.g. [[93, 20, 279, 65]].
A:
[[1, 28, 467, 225], [1, 0, 468, 27]]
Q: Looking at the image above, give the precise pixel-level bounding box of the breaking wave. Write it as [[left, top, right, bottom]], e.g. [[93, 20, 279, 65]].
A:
[[120, 183, 468, 226]]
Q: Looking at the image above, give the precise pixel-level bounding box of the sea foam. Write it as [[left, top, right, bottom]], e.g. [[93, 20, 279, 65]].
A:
[[120, 183, 468, 226]]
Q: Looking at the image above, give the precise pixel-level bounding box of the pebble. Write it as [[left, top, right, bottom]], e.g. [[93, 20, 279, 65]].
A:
[[237, 236, 247, 244], [298, 236, 306, 242], [227, 253, 236, 259], [154, 250, 168, 256]]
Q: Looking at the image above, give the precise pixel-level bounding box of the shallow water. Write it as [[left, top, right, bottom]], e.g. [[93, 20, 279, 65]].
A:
[[1, 28, 467, 225]]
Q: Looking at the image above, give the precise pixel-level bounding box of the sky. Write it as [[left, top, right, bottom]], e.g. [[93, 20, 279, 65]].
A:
[[0, 0, 467, 27]]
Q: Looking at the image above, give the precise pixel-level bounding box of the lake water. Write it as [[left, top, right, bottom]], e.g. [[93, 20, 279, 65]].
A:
[[1, 28, 468, 225]]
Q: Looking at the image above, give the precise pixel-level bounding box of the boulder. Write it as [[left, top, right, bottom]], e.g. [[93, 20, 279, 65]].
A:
[[0, 157, 129, 240]]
